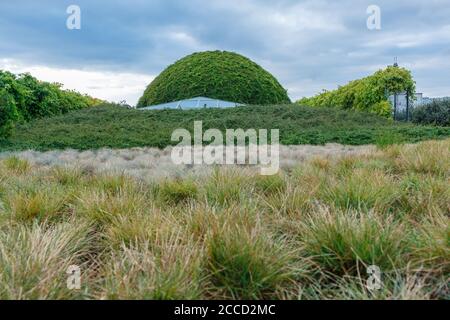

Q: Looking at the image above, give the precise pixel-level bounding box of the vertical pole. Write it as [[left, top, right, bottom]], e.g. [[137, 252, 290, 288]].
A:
[[406, 91, 410, 122], [394, 92, 397, 121]]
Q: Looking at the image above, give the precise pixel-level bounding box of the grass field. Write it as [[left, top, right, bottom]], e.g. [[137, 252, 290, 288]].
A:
[[0, 139, 448, 299], [1, 104, 449, 151]]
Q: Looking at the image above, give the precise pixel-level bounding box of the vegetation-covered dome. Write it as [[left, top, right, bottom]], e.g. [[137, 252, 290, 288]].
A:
[[137, 51, 290, 107]]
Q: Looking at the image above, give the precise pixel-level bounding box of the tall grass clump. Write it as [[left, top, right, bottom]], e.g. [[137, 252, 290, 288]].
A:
[[98, 233, 204, 300], [206, 226, 306, 299], [105, 207, 179, 250], [253, 174, 286, 195], [409, 212, 449, 274], [205, 169, 252, 206], [4, 183, 72, 223], [3, 156, 30, 173], [159, 179, 198, 204], [297, 206, 407, 275], [0, 221, 93, 299], [397, 174, 449, 217], [320, 168, 400, 212], [49, 166, 86, 186], [75, 189, 147, 226], [391, 140, 450, 176], [304, 272, 436, 300], [92, 174, 139, 196]]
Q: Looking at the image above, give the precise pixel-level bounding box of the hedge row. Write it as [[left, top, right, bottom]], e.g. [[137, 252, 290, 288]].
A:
[[0, 70, 102, 138]]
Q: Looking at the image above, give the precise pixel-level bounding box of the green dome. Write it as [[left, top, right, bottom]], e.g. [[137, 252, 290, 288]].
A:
[[137, 51, 290, 107]]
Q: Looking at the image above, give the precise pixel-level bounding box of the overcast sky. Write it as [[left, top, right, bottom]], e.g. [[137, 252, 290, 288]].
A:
[[1, 0, 449, 104]]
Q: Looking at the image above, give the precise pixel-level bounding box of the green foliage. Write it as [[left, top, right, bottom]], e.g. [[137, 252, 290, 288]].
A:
[[0, 104, 448, 152], [137, 51, 290, 107], [375, 132, 406, 149], [0, 70, 102, 138], [298, 66, 416, 117], [412, 100, 450, 126], [0, 88, 19, 138]]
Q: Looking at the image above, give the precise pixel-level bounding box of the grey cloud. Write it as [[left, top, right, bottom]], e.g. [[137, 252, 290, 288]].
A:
[[0, 0, 449, 99]]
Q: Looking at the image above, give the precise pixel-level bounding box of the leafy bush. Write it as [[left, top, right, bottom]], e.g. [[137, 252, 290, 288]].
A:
[[137, 51, 290, 107], [412, 100, 450, 126], [297, 66, 415, 117], [0, 70, 102, 138], [0, 88, 19, 138]]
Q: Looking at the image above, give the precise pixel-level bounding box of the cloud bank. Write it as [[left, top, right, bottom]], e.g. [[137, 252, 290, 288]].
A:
[[1, 0, 449, 104]]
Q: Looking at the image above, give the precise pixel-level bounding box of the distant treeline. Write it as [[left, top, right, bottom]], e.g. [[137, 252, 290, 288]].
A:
[[297, 66, 416, 118], [0, 70, 103, 137]]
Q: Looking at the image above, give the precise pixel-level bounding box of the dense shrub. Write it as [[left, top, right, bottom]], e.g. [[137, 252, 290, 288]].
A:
[[137, 51, 290, 107], [0, 70, 102, 138], [1, 104, 449, 152], [297, 66, 415, 117], [0, 88, 19, 137], [412, 100, 450, 126]]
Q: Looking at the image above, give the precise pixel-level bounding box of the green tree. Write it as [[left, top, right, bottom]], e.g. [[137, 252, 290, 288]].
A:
[[0, 88, 19, 138], [0, 69, 103, 132], [298, 66, 416, 118]]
